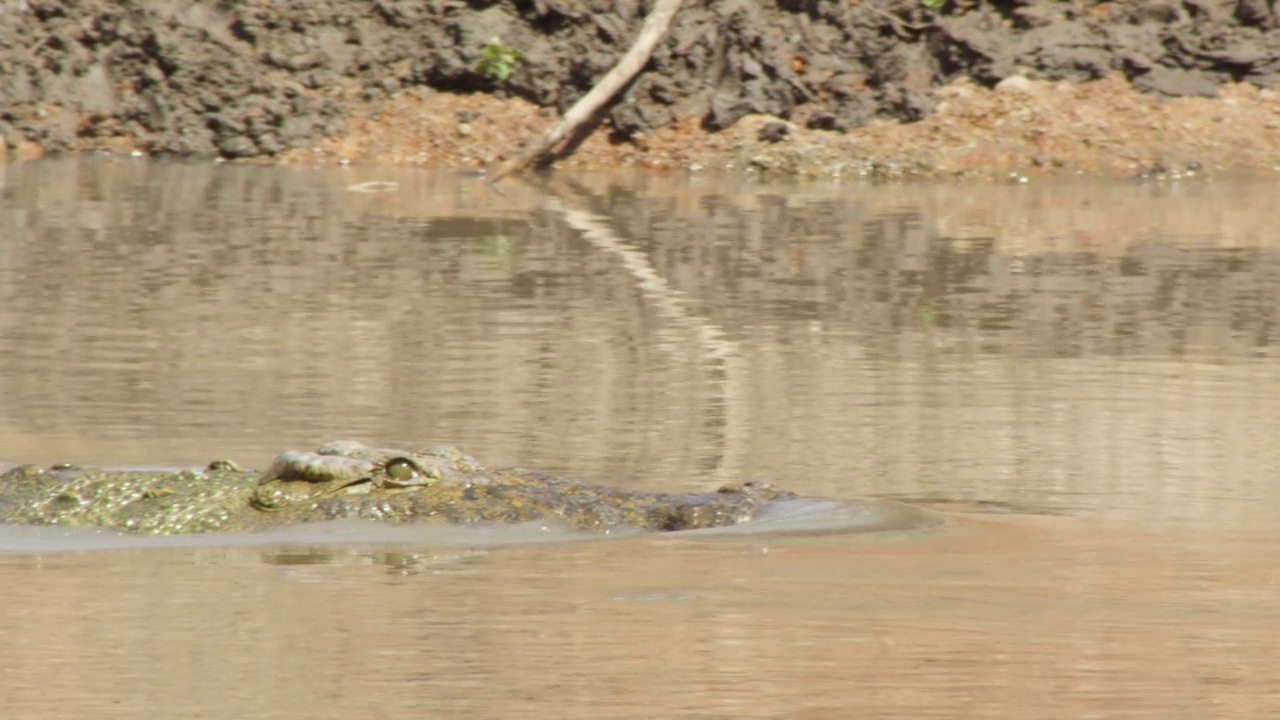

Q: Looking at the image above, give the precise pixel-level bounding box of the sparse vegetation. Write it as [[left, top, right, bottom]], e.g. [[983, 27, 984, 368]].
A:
[[477, 37, 522, 84]]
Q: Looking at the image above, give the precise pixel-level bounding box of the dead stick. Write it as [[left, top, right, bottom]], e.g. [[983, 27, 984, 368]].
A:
[[488, 0, 684, 183]]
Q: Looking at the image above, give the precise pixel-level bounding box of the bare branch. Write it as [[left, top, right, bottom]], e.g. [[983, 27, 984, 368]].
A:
[[488, 0, 684, 183]]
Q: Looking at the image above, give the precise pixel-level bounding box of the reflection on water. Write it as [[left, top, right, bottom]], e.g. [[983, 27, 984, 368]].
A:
[[1, 159, 1279, 717]]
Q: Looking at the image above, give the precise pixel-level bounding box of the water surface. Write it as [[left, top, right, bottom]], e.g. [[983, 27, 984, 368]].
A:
[[1, 159, 1278, 718]]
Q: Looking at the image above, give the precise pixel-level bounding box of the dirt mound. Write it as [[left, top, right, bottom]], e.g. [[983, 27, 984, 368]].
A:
[[2, 0, 1279, 174]]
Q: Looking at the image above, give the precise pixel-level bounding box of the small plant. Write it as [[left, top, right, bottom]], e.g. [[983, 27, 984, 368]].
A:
[[920, 0, 946, 9], [477, 37, 522, 84]]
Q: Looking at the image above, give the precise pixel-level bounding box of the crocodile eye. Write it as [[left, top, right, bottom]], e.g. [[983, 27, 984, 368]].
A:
[[385, 458, 420, 482]]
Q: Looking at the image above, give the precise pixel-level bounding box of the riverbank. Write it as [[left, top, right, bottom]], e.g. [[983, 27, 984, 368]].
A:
[[3, 0, 1280, 177]]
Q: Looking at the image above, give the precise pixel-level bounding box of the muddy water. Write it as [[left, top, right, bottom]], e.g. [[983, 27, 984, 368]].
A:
[[1, 159, 1279, 718]]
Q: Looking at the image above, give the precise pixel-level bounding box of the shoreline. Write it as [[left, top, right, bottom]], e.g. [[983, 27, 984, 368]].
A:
[[11, 73, 1279, 181]]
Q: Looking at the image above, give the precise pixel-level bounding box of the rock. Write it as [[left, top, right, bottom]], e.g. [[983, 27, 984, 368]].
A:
[[995, 75, 1039, 96], [217, 134, 259, 158], [1133, 66, 1222, 98], [759, 121, 791, 142]]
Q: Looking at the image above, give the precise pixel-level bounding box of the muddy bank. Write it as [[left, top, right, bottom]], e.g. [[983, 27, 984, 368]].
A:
[[2, 0, 1280, 175]]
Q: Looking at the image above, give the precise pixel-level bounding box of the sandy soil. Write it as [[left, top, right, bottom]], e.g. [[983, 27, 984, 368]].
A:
[[272, 73, 1280, 179]]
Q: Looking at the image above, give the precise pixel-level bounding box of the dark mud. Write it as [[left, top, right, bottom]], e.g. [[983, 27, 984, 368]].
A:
[[1, 0, 1279, 159]]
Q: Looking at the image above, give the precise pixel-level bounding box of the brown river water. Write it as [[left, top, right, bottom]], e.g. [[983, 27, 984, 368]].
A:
[[0, 159, 1278, 718]]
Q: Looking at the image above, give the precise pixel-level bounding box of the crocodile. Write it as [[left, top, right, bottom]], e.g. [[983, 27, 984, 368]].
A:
[[0, 441, 794, 535]]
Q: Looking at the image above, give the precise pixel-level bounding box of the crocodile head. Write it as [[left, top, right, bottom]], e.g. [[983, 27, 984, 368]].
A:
[[249, 441, 487, 512]]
